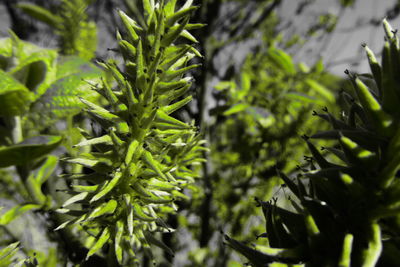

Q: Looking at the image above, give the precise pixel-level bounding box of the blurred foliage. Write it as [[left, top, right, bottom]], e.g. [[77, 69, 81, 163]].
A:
[[225, 18, 400, 267], [17, 0, 97, 60], [1, 0, 391, 266], [205, 43, 340, 266], [0, 26, 102, 266]]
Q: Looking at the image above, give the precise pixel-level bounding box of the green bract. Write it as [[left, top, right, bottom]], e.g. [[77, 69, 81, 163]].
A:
[[58, 0, 204, 264], [225, 19, 400, 267]]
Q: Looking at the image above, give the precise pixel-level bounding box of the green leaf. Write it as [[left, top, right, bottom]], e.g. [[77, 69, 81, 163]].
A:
[[0, 241, 20, 264], [33, 155, 58, 184], [305, 79, 335, 103], [9, 49, 58, 98], [0, 69, 33, 116], [90, 171, 123, 202], [214, 80, 235, 91], [84, 199, 118, 221], [339, 233, 353, 267], [114, 220, 124, 264], [27, 56, 102, 130], [0, 135, 62, 167], [268, 47, 296, 75], [0, 204, 41, 225], [223, 103, 249, 116], [86, 227, 111, 259], [17, 3, 61, 27]]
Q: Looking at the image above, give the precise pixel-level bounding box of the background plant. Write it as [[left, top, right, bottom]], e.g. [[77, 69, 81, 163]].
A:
[[225, 19, 400, 267], [17, 0, 97, 60]]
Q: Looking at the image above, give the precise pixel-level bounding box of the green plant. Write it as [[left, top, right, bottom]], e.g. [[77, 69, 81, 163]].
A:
[[17, 0, 97, 60], [55, 0, 205, 264], [225, 19, 400, 267], [194, 38, 339, 265]]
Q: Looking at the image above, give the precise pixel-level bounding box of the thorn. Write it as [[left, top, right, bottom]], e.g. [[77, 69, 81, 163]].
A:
[[312, 110, 318, 116], [95, 57, 105, 63], [344, 69, 350, 75], [361, 42, 367, 48], [322, 106, 328, 112], [301, 134, 310, 140]]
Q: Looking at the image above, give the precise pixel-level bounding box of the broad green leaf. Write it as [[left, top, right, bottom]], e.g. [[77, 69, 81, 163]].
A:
[[0, 69, 33, 116], [27, 56, 102, 130], [0, 135, 62, 167], [9, 49, 57, 98], [0, 204, 41, 225]]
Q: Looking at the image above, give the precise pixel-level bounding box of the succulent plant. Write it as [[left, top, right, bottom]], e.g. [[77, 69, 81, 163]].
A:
[[56, 0, 205, 264], [225, 19, 400, 267]]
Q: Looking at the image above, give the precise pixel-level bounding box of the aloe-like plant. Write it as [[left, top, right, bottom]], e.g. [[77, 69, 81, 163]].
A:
[[225, 19, 400, 267], [56, 0, 205, 264]]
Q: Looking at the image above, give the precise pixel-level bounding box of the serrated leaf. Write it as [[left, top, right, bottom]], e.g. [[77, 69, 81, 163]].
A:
[[28, 56, 102, 130], [0, 135, 62, 167]]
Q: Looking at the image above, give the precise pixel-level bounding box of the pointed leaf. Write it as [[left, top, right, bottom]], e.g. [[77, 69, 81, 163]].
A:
[[0, 135, 62, 167]]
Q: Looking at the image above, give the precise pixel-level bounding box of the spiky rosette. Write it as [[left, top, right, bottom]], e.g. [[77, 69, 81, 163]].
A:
[[225, 19, 400, 267], [57, 0, 204, 264]]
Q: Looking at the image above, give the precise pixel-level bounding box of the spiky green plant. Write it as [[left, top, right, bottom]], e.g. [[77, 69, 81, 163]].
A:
[[225, 19, 400, 267], [17, 0, 97, 60], [56, 0, 204, 264]]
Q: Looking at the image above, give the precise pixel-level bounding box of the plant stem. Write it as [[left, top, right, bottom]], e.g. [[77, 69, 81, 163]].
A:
[[10, 116, 22, 144]]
